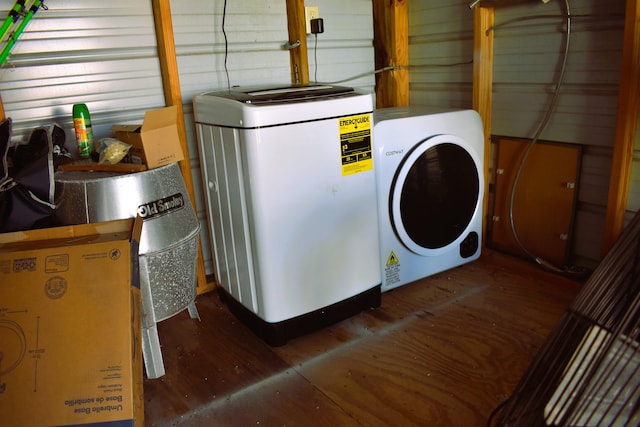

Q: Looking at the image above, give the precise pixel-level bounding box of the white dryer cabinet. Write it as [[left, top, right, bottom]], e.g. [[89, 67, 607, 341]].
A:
[[194, 84, 381, 346], [373, 107, 485, 292]]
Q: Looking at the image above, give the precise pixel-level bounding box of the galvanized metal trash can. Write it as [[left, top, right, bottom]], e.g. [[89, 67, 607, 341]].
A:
[[54, 162, 200, 379]]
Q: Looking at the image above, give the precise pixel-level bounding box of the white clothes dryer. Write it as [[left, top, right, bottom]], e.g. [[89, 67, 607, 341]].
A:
[[373, 107, 485, 292]]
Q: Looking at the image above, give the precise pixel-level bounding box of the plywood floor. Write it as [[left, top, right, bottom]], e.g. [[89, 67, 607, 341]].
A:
[[143, 250, 584, 426]]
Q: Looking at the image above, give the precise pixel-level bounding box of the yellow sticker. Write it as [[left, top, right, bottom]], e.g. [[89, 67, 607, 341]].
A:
[[386, 251, 399, 266], [339, 113, 373, 176]]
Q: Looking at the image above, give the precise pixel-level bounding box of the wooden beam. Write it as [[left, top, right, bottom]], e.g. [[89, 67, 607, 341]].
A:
[[285, 0, 309, 84], [372, 0, 409, 108], [601, 0, 640, 255], [152, 0, 215, 294], [473, 6, 495, 247]]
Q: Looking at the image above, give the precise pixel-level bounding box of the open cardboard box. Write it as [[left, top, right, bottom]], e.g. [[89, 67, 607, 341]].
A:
[[112, 106, 184, 169], [0, 219, 144, 427]]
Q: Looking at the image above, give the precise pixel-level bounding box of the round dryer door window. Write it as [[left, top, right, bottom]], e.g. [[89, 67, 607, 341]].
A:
[[390, 134, 481, 255]]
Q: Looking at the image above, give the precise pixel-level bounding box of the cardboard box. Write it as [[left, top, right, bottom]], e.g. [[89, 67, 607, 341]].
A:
[[0, 219, 144, 427], [112, 106, 184, 169]]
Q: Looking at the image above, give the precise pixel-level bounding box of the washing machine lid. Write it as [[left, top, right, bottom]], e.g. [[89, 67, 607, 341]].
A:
[[201, 84, 355, 105], [194, 84, 373, 128]]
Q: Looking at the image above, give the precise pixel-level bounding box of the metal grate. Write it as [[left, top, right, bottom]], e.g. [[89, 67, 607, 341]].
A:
[[493, 210, 640, 426]]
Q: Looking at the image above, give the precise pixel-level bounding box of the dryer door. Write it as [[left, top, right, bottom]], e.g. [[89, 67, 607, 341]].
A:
[[390, 134, 482, 256]]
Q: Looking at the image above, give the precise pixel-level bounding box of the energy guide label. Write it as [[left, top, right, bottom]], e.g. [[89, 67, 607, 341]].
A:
[[339, 113, 373, 176]]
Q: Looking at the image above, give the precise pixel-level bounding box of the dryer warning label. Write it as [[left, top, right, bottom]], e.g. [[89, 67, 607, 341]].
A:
[[386, 252, 399, 266], [339, 113, 373, 176], [385, 251, 400, 286]]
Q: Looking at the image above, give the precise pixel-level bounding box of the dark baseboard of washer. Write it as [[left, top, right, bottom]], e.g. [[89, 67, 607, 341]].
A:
[[218, 285, 382, 347]]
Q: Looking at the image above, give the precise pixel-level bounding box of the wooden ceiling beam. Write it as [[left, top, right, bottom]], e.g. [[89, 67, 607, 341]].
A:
[[473, 5, 495, 246], [372, 0, 409, 108], [285, 0, 309, 85]]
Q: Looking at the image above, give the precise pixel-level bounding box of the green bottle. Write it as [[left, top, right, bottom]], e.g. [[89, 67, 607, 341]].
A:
[[73, 103, 94, 158]]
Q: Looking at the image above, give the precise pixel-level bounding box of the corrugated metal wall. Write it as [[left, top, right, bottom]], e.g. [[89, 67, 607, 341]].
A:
[[491, 0, 625, 265], [408, 0, 475, 109], [630, 109, 640, 211], [0, 0, 375, 275], [0, 1, 164, 143], [305, 0, 375, 91], [408, 0, 628, 266]]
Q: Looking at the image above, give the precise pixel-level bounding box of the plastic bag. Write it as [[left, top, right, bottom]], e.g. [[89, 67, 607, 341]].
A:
[[97, 138, 131, 165]]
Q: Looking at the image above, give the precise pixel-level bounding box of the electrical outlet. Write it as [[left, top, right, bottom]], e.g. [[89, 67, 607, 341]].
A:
[[305, 6, 319, 34]]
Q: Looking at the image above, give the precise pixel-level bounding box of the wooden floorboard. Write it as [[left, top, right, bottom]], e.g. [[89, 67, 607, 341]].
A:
[[144, 250, 584, 426]]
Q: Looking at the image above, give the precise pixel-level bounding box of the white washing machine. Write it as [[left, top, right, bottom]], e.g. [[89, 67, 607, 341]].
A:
[[194, 84, 381, 345], [373, 107, 485, 292]]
